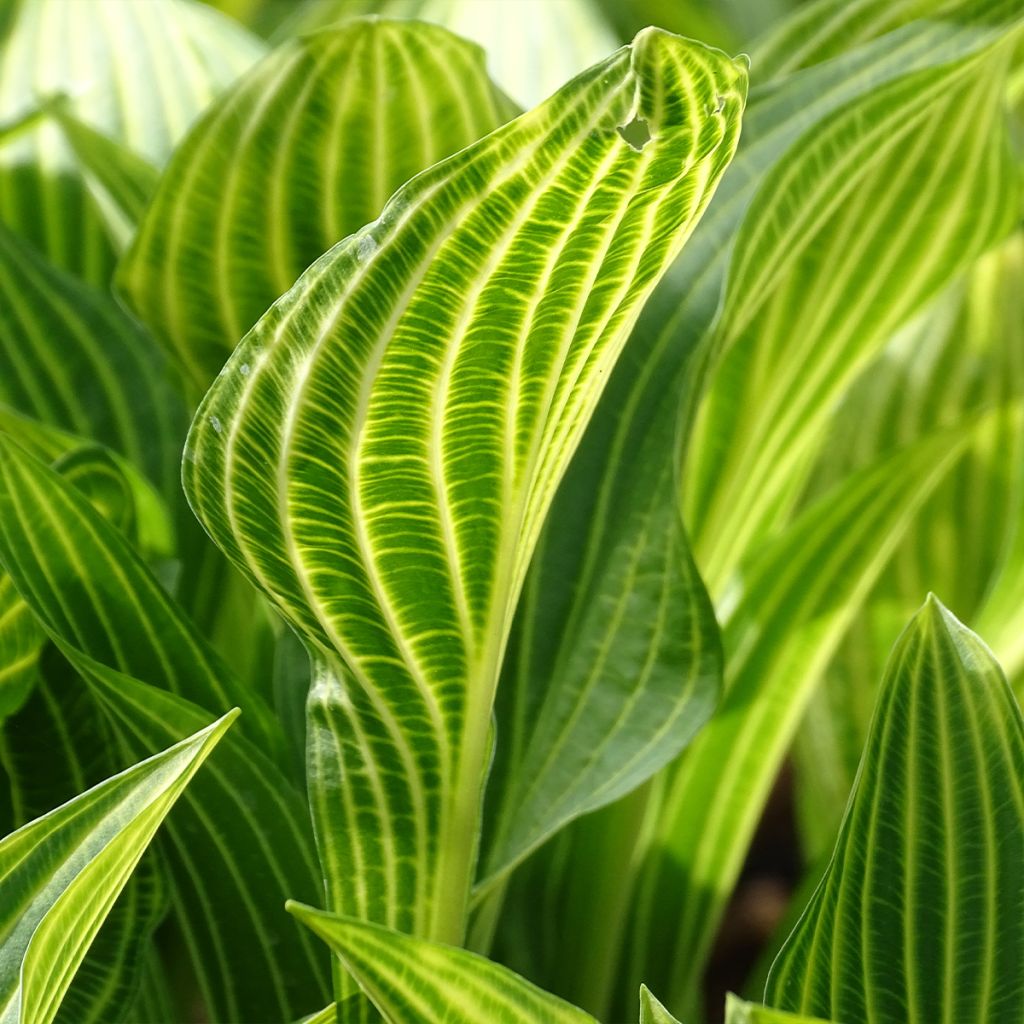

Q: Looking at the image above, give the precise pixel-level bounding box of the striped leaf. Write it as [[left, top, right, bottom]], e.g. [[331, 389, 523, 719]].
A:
[[725, 995, 835, 1024], [0, 224, 187, 499], [0, 708, 234, 1024], [0, 0, 262, 284], [277, 0, 621, 108], [751, 0, 939, 81], [184, 28, 745, 950], [764, 598, 1024, 1024], [685, 32, 1020, 594], [484, 8, 1022, 1016], [619, 426, 972, 1016], [0, 439, 330, 1021], [0, 573, 38, 723], [0, 655, 168, 1024], [50, 107, 159, 253], [794, 228, 1024, 858], [119, 18, 519, 391], [288, 904, 598, 1024]]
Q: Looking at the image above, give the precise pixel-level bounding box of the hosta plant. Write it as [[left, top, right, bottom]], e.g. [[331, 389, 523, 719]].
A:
[[0, 0, 1021, 1022]]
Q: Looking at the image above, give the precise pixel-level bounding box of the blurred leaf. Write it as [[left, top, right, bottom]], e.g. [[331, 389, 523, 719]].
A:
[[0, 224, 187, 499], [289, 904, 598, 1024], [640, 986, 684, 1024], [276, 0, 621, 108], [765, 598, 1024, 1024], [725, 995, 836, 1024], [0, 708, 234, 1024], [0, 0, 263, 284]]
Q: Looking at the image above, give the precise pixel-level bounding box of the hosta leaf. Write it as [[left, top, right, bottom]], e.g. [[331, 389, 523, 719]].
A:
[[0, 0, 262, 284], [640, 986, 683, 1024], [0, 224, 187, 499], [751, 0, 938, 81], [620, 425, 973, 1016], [725, 995, 835, 1024], [765, 598, 1024, 1024], [794, 229, 1024, 857], [119, 18, 519, 391], [50, 107, 159, 252], [0, 708, 234, 1024], [488, 8, 1021, 1018], [288, 904, 598, 1024], [185, 28, 745, 946], [685, 34, 1020, 593], [278, 0, 621, 108], [0, 437, 275, 750], [0, 575, 39, 724], [0, 440, 329, 1021], [0, 651, 168, 1024]]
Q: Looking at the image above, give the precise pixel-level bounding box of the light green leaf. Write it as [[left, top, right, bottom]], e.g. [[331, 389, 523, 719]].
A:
[[0, 224, 188, 499], [750, 0, 938, 81], [0, 707, 235, 1024], [765, 598, 1024, 1024], [0, 655, 168, 1024], [486, 7, 1022, 1019], [185, 27, 745, 947], [794, 228, 1024, 858], [50, 107, 159, 252], [725, 994, 836, 1024], [0, 0, 263, 284], [685, 32, 1020, 594], [640, 985, 683, 1024], [288, 904, 598, 1024], [119, 17, 519, 391], [276, 0, 621, 108], [619, 426, 972, 1015]]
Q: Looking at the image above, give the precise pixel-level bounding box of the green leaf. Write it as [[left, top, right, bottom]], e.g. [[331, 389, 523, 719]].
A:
[[288, 904, 598, 1024], [0, 437, 276, 751], [0, 573, 40, 723], [50, 106, 160, 251], [765, 598, 1024, 1023], [0, 653, 168, 1024], [277, 0, 621, 109], [0, 224, 188, 499], [794, 228, 1024, 858], [725, 994, 836, 1024], [482, 7, 1023, 1019], [119, 17, 520, 391], [685, 31, 1020, 594], [0, 439, 330, 1021], [0, 0, 263, 284], [620, 424, 973, 1015], [0, 707, 235, 1024], [640, 986, 683, 1024], [185, 27, 746, 946]]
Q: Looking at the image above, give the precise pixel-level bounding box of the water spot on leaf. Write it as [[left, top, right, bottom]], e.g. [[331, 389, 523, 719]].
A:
[[239, 362, 250, 377], [357, 235, 378, 261], [209, 415, 222, 434]]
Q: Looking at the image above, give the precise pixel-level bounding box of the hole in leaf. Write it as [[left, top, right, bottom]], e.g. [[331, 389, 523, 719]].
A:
[[616, 116, 652, 151]]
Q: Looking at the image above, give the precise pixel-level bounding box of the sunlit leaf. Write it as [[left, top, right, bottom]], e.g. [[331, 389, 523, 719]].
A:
[[289, 904, 598, 1024], [765, 598, 1024, 1024], [184, 27, 745, 949], [0, 708, 234, 1024], [119, 18, 519, 391]]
